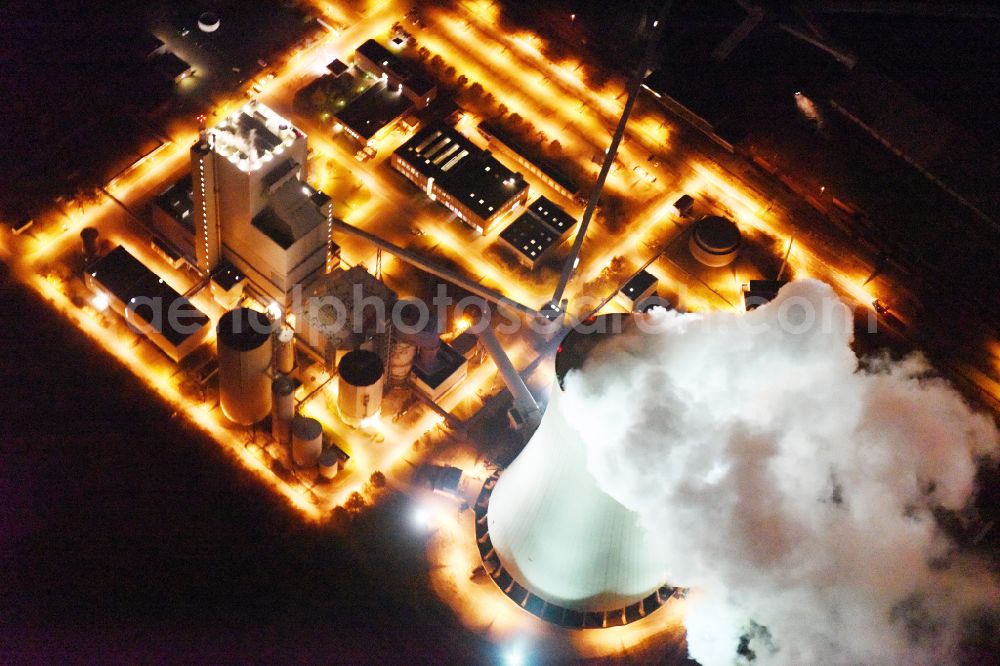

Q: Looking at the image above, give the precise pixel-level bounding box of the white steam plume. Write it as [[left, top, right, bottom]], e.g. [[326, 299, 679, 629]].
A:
[[560, 280, 999, 665]]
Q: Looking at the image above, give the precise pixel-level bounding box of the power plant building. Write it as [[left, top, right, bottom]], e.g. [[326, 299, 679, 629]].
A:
[[497, 196, 578, 269], [352, 39, 437, 110], [85, 245, 210, 362], [154, 102, 339, 307], [392, 122, 529, 234], [293, 266, 397, 368]]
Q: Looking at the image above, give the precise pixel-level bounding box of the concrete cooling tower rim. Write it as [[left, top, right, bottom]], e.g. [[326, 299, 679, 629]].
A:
[[473, 314, 681, 629]]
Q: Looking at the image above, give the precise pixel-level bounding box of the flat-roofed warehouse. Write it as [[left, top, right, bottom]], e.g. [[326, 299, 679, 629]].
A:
[[497, 195, 578, 269], [334, 79, 414, 146], [391, 122, 529, 234], [85, 246, 211, 362], [353, 39, 437, 110]]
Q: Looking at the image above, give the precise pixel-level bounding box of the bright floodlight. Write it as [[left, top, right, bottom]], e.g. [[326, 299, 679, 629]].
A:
[[266, 300, 283, 321], [91, 292, 110, 312], [504, 646, 525, 666], [412, 506, 430, 529]]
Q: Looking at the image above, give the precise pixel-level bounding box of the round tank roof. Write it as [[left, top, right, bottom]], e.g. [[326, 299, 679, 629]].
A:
[[319, 447, 340, 467], [198, 11, 220, 32], [80, 227, 99, 240], [692, 215, 741, 253], [277, 326, 294, 343], [292, 416, 322, 440], [272, 373, 294, 396], [217, 308, 273, 351], [338, 349, 384, 387]]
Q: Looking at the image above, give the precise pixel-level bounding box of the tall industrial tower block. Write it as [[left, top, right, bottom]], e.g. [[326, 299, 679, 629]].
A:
[[190, 101, 337, 306]]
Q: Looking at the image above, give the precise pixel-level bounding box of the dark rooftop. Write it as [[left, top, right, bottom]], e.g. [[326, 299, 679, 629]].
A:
[[477, 121, 580, 195], [395, 122, 527, 222], [326, 58, 350, 77], [153, 52, 192, 82], [413, 342, 466, 390], [89, 246, 209, 347], [89, 246, 151, 303], [528, 196, 576, 237], [262, 157, 298, 190], [499, 211, 558, 264], [356, 39, 409, 78], [211, 261, 244, 291], [620, 270, 658, 301], [154, 175, 194, 232], [404, 75, 435, 97], [335, 80, 414, 141]]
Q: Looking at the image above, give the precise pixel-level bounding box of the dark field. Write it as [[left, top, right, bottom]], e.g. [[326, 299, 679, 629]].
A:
[[0, 270, 491, 664]]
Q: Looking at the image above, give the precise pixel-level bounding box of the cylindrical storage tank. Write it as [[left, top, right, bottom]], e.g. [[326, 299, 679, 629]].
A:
[[81, 227, 99, 258], [217, 308, 273, 425], [275, 326, 295, 375], [391, 299, 429, 383], [271, 373, 294, 444], [689, 215, 741, 267], [388, 340, 417, 384], [198, 11, 220, 33], [337, 349, 384, 427], [291, 416, 323, 467], [318, 448, 340, 480]]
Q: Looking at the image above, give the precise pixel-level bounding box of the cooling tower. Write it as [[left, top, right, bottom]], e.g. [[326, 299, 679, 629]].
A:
[[217, 308, 273, 426], [481, 314, 672, 627]]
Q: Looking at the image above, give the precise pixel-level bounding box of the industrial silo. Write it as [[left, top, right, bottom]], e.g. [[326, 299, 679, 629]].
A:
[[337, 349, 384, 427], [81, 227, 100, 259], [271, 373, 295, 445], [481, 314, 670, 627], [217, 308, 274, 426], [275, 326, 295, 375], [388, 299, 431, 385], [689, 215, 741, 267], [291, 416, 323, 467], [318, 447, 341, 480]]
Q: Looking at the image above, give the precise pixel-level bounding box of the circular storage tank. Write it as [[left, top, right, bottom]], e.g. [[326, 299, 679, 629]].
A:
[[81, 227, 99, 258], [217, 308, 273, 425], [337, 349, 384, 427], [318, 448, 341, 480], [275, 326, 295, 375], [271, 373, 294, 444], [198, 11, 220, 33], [689, 215, 741, 267], [292, 416, 323, 467]]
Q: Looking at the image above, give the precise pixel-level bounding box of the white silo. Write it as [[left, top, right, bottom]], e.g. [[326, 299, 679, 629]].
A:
[[481, 314, 670, 627], [275, 325, 295, 375], [217, 308, 274, 425], [318, 447, 341, 480], [387, 299, 424, 386], [337, 349, 384, 427], [292, 416, 323, 467], [271, 373, 294, 445]]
